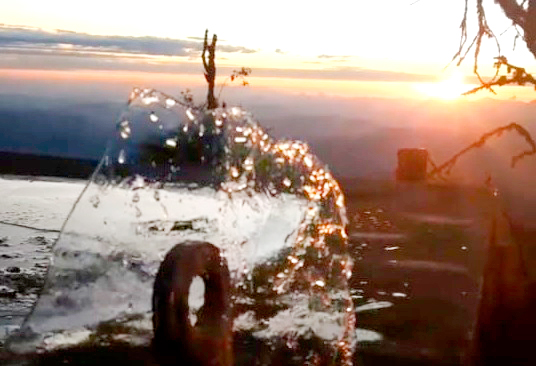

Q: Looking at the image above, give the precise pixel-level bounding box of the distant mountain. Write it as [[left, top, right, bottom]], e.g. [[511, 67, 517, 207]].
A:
[[1, 91, 535, 199], [0, 96, 122, 160]]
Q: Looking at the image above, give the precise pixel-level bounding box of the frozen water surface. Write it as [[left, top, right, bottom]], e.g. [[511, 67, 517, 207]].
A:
[[8, 88, 355, 364]]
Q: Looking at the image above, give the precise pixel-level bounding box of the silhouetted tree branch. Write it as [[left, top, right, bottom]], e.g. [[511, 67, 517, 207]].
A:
[[428, 122, 536, 179], [217, 67, 252, 102], [463, 56, 536, 94], [451, 0, 536, 94]]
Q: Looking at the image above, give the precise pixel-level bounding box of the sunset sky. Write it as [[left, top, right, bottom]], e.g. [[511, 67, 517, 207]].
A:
[[0, 0, 535, 100]]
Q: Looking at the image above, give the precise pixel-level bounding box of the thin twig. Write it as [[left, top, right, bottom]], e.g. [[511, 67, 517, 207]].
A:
[[428, 122, 536, 179]]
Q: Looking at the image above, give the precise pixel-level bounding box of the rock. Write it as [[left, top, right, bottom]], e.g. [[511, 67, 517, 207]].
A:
[[6, 266, 21, 273]]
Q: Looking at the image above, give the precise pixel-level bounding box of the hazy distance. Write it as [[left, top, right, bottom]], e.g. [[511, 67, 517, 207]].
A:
[[1, 74, 536, 216]]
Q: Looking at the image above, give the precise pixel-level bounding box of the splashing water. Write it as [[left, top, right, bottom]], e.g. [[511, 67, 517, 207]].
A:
[[8, 88, 355, 364]]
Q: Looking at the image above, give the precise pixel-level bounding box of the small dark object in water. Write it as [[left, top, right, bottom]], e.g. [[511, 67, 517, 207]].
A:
[[152, 241, 232, 366], [6, 266, 21, 273]]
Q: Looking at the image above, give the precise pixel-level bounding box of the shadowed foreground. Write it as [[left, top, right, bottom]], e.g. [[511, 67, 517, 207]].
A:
[[2, 181, 536, 365]]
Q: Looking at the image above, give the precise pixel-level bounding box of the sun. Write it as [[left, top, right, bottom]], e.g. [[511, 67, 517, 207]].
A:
[[415, 72, 470, 100]]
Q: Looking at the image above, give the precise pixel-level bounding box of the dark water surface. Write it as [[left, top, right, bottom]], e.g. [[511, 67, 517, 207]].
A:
[[345, 182, 492, 365]]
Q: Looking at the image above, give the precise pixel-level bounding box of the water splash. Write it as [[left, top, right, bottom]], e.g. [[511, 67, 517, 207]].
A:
[[9, 88, 354, 364]]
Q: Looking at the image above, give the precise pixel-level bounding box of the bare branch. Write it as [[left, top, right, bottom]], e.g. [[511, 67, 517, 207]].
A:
[[428, 122, 536, 179], [449, 0, 501, 88], [217, 67, 252, 101], [463, 56, 536, 95]]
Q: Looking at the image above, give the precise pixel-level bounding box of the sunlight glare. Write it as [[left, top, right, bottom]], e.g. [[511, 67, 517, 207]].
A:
[[414, 72, 469, 100]]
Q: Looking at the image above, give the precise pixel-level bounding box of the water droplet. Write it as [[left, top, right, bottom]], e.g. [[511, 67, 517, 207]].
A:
[[314, 280, 325, 288], [165, 138, 177, 148], [118, 149, 126, 164], [186, 108, 195, 121], [384, 246, 400, 251], [215, 118, 223, 127], [149, 112, 159, 123], [119, 121, 131, 139], [165, 98, 176, 108], [243, 157, 254, 171], [235, 136, 247, 143], [283, 177, 292, 187], [288, 256, 298, 264], [142, 95, 159, 105], [461, 246, 468, 251], [231, 167, 239, 178]]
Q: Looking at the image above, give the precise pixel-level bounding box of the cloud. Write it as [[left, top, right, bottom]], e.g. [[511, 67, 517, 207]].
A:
[[0, 25, 435, 83], [275, 48, 285, 54], [0, 50, 436, 83], [0, 25, 257, 57], [251, 66, 436, 82], [317, 54, 352, 60]]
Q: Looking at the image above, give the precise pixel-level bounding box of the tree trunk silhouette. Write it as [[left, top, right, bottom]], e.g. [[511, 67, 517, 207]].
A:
[[495, 0, 536, 58], [202, 30, 218, 110]]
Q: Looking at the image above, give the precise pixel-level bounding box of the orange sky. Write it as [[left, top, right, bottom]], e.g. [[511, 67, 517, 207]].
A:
[[0, 0, 534, 101], [1, 68, 534, 103]]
